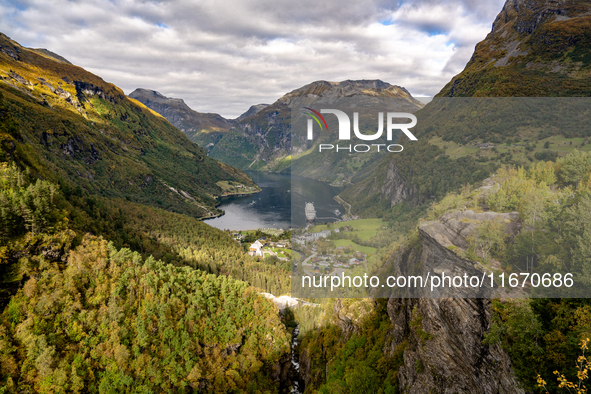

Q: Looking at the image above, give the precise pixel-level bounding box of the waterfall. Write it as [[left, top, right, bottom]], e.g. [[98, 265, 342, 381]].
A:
[[290, 325, 302, 394]]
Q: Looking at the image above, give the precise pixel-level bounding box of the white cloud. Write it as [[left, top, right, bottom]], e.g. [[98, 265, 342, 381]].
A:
[[0, 0, 505, 117]]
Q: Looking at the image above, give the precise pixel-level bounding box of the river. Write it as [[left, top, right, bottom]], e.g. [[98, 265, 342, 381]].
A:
[[204, 171, 344, 230]]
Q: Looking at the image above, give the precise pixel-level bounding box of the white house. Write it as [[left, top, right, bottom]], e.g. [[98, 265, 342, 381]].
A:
[[309, 230, 331, 240], [249, 240, 264, 257]]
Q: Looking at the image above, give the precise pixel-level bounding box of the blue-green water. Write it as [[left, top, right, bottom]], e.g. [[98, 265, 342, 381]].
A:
[[204, 171, 343, 230]]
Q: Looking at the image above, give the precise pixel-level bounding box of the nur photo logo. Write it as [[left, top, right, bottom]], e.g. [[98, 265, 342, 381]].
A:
[[303, 107, 418, 153]]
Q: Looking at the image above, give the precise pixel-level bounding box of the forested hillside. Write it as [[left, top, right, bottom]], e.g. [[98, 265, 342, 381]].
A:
[[340, 0, 591, 224], [0, 33, 258, 219], [0, 34, 294, 393], [0, 153, 292, 393], [1, 236, 290, 393]]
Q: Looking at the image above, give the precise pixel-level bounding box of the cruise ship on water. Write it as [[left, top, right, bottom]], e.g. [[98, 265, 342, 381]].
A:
[[305, 202, 316, 223]]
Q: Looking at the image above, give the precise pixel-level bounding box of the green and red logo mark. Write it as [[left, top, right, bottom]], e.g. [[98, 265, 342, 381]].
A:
[[304, 107, 328, 138]]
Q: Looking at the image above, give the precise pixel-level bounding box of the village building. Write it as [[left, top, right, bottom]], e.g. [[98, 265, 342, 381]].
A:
[[249, 240, 264, 257], [316, 230, 332, 238]]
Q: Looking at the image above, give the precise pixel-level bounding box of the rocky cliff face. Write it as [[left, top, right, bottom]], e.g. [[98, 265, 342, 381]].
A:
[[387, 297, 523, 394], [344, 158, 418, 208], [206, 79, 424, 175], [439, 0, 591, 97], [417, 210, 521, 298], [378, 195, 525, 392], [128, 88, 236, 152], [297, 204, 526, 393], [381, 161, 417, 207]]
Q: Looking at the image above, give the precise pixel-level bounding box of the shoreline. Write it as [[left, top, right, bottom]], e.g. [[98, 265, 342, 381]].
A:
[[218, 190, 260, 199], [204, 170, 344, 229]]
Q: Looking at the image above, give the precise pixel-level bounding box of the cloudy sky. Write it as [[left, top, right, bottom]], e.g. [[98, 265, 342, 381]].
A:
[[1, 0, 505, 118]]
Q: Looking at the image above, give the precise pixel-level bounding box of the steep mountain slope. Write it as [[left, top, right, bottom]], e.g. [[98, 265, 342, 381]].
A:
[[341, 0, 591, 219], [208, 80, 424, 184], [235, 103, 269, 122], [439, 0, 591, 97], [0, 33, 258, 219], [309, 1, 591, 392], [128, 88, 237, 152], [0, 34, 293, 393]]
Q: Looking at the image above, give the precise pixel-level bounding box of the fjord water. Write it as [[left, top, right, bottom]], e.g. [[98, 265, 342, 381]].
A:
[[205, 171, 343, 230]]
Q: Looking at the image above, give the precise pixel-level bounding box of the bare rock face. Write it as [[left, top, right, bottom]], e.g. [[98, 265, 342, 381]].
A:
[[298, 347, 312, 389], [387, 297, 524, 394], [421, 210, 521, 249], [381, 160, 417, 208], [382, 209, 525, 393]]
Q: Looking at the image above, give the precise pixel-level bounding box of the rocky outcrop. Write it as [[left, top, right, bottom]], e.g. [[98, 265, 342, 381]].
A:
[[421, 210, 521, 250], [381, 160, 417, 208], [298, 347, 312, 390], [74, 80, 116, 103], [387, 297, 523, 394], [379, 209, 525, 393]]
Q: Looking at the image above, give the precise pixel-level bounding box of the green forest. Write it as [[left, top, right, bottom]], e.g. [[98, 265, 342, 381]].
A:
[[3, 1, 591, 391], [0, 161, 293, 393], [292, 151, 591, 393], [0, 36, 293, 392]]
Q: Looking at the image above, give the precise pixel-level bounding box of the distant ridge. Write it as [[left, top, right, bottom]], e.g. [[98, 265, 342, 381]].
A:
[[235, 103, 269, 122], [438, 0, 591, 97], [129, 88, 235, 133], [0, 33, 259, 219], [204, 79, 424, 179]]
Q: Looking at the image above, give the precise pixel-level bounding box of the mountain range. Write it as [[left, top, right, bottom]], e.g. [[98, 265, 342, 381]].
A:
[[127, 88, 268, 154], [1, 0, 591, 392], [0, 33, 258, 219], [133, 79, 425, 185]]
